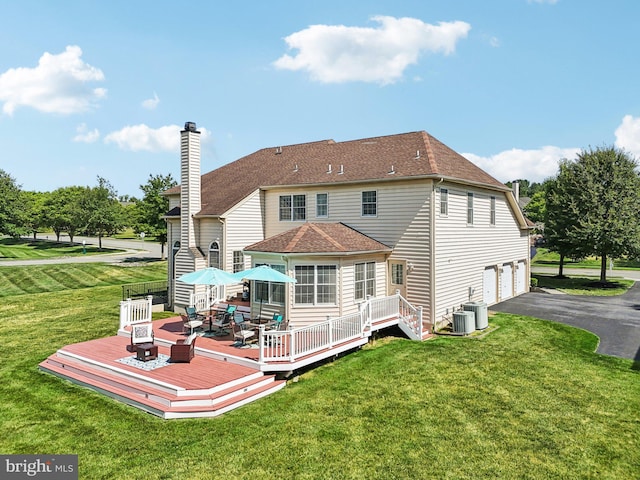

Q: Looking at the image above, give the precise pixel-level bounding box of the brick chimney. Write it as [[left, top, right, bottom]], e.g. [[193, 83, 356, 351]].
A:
[[180, 121, 201, 249]]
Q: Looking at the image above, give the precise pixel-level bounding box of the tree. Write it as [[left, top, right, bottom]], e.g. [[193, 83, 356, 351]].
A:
[[21, 191, 50, 239], [523, 189, 547, 224], [82, 177, 125, 249], [43, 186, 87, 244], [134, 174, 177, 259], [0, 169, 25, 237], [544, 175, 587, 277], [548, 146, 640, 283]]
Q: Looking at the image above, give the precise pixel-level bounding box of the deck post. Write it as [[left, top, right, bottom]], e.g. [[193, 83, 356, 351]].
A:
[[289, 327, 296, 362], [258, 325, 265, 363], [327, 316, 333, 348], [119, 298, 131, 330]]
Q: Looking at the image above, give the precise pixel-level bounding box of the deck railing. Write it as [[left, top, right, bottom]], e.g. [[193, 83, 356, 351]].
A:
[[189, 286, 220, 313], [258, 293, 415, 363], [396, 294, 424, 340], [119, 295, 153, 330]]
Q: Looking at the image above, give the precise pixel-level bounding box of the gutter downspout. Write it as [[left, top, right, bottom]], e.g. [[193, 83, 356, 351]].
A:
[[430, 178, 443, 332]]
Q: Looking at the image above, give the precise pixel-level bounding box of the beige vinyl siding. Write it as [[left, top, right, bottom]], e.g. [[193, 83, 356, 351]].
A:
[[198, 219, 224, 266], [222, 190, 265, 298], [264, 180, 433, 324], [434, 183, 529, 325], [167, 194, 180, 211], [264, 179, 430, 246], [388, 182, 432, 322]]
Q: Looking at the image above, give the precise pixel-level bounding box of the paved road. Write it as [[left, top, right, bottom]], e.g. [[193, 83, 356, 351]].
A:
[[0, 235, 164, 266], [532, 265, 640, 281], [493, 282, 640, 362]]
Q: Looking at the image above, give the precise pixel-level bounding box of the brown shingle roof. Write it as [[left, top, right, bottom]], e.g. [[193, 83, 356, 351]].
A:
[[165, 131, 507, 216], [244, 222, 392, 254]]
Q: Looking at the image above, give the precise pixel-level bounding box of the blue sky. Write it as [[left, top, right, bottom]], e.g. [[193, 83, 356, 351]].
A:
[[1, 0, 639, 197]]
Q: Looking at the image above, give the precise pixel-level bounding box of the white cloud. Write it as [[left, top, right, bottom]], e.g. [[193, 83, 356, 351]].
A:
[[104, 124, 210, 152], [614, 114, 640, 159], [273, 16, 471, 85], [0, 45, 106, 115], [142, 92, 160, 110], [463, 146, 580, 183], [73, 123, 100, 143]]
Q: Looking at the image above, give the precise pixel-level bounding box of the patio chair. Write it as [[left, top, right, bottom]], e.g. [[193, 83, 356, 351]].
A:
[[182, 306, 204, 335], [216, 304, 237, 323], [129, 322, 154, 351], [231, 317, 255, 347], [170, 332, 197, 363], [209, 309, 235, 336], [266, 313, 285, 330]]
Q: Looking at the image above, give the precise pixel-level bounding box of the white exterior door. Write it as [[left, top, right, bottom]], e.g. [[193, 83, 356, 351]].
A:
[[388, 260, 407, 298], [515, 260, 526, 294], [483, 267, 497, 305], [500, 263, 513, 300]]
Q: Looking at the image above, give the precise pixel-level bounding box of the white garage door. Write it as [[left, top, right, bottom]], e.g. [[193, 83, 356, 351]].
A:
[[483, 267, 497, 304], [500, 263, 513, 300], [516, 260, 526, 294]]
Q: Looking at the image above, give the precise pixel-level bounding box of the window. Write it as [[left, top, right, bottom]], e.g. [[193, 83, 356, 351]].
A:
[[391, 263, 403, 286], [294, 265, 337, 305], [467, 192, 474, 225], [316, 193, 328, 217], [208, 241, 220, 268], [279, 194, 306, 221], [362, 191, 377, 216], [254, 263, 286, 305], [233, 251, 244, 273], [490, 196, 496, 225], [355, 262, 376, 300], [440, 188, 448, 216]]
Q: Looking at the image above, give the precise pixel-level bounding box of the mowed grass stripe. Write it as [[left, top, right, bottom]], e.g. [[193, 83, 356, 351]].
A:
[[0, 263, 167, 297]]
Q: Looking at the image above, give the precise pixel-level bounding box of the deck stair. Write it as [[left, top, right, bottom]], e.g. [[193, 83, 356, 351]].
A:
[[39, 342, 286, 419]]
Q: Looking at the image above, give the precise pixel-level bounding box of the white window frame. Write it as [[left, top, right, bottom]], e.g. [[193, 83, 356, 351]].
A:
[[316, 193, 328, 218], [467, 192, 474, 225], [490, 196, 496, 226], [208, 241, 220, 268], [355, 261, 376, 301], [254, 263, 286, 305], [294, 264, 337, 305], [233, 251, 244, 273], [362, 190, 377, 217], [279, 194, 306, 221], [440, 188, 448, 216]]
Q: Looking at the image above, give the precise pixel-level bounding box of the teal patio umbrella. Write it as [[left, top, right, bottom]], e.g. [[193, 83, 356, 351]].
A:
[[179, 267, 239, 286], [231, 265, 297, 320], [178, 268, 240, 327]]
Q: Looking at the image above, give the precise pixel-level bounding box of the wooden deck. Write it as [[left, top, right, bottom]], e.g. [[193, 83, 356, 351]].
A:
[[40, 314, 433, 419]]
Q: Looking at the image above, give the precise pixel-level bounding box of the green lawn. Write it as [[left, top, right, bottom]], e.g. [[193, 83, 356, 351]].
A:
[[0, 237, 123, 260], [533, 274, 635, 296], [533, 248, 640, 270], [0, 264, 638, 479]]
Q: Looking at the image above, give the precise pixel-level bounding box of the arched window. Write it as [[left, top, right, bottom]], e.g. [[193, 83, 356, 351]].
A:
[[209, 241, 220, 269]]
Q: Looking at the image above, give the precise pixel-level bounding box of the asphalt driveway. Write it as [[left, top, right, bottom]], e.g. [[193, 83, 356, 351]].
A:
[[492, 283, 640, 362]]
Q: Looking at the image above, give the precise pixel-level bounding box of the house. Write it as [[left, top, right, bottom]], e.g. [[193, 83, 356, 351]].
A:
[[164, 122, 531, 333]]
